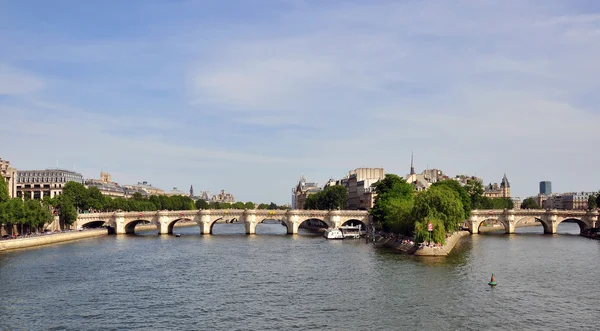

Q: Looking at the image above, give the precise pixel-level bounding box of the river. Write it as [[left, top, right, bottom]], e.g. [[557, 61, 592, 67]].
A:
[[0, 222, 598, 330]]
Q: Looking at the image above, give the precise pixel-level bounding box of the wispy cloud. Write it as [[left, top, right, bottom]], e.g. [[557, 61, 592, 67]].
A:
[[1, 0, 600, 202]]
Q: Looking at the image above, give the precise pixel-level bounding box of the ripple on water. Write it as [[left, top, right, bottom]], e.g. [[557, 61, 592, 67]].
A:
[[0, 223, 598, 330]]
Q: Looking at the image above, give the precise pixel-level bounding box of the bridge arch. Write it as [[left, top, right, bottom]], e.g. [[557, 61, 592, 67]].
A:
[[515, 216, 550, 233], [124, 219, 156, 234], [79, 219, 108, 229], [299, 217, 332, 229], [556, 218, 589, 233], [476, 218, 510, 234], [257, 217, 289, 233], [342, 219, 367, 229], [166, 218, 198, 234]]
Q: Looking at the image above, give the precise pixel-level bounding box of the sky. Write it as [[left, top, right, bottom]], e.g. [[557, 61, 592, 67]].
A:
[[1, 0, 600, 204]]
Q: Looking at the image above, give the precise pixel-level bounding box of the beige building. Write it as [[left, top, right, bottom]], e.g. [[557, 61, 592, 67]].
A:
[[483, 174, 511, 198], [17, 169, 84, 199], [346, 168, 384, 210], [84, 171, 127, 198], [292, 176, 321, 210], [123, 181, 165, 196], [1, 157, 18, 198], [211, 189, 235, 203], [543, 192, 595, 210], [166, 187, 188, 197]]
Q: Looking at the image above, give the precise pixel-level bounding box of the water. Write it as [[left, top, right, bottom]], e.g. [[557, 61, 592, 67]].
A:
[[1, 222, 598, 330]]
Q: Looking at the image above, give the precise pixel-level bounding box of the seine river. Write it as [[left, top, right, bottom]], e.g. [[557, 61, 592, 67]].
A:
[[1, 222, 598, 330]]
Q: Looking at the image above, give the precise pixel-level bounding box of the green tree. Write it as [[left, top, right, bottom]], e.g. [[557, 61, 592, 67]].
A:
[[521, 197, 540, 209], [370, 174, 414, 231], [596, 193, 600, 211], [465, 179, 485, 209], [588, 195, 597, 210], [87, 186, 104, 211], [62, 181, 90, 212], [257, 203, 269, 210], [59, 201, 78, 228], [195, 199, 209, 209], [268, 202, 278, 209], [244, 201, 255, 209], [304, 186, 348, 210], [414, 216, 446, 244], [411, 185, 464, 235], [0, 177, 9, 203], [431, 180, 471, 219], [232, 201, 245, 209]]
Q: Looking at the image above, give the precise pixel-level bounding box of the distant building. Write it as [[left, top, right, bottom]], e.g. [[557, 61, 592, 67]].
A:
[[483, 174, 511, 198], [543, 192, 596, 210], [211, 189, 235, 203], [292, 176, 321, 210], [85, 171, 127, 197], [405, 153, 448, 191], [0, 157, 17, 198], [539, 181, 552, 195], [346, 168, 384, 210], [166, 187, 188, 197], [16, 168, 84, 199], [123, 181, 165, 196]]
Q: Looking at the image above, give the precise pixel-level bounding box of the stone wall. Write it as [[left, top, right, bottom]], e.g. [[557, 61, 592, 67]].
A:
[[0, 229, 107, 252]]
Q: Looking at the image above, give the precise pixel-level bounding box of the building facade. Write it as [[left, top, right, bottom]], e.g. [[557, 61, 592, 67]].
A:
[[539, 181, 552, 195], [16, 169, 84, 199], [292, 176, 321, 210], [0, 157, 17, 198], [543, 192, 596, 210], [123, 181, 165, 196], [211, 189, 235, 203], [346, 168, 384, 210], [84, 171, 127, 198], [483, 174, 511, 198]]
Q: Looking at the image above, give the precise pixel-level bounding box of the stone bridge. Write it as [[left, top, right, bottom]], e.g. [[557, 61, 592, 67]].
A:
[[467, 209, 599, 234], [76, 209, 370, 235]]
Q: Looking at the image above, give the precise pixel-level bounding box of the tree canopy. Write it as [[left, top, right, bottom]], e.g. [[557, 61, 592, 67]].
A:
[[304, 185, 348, 210], [521, 197, 540, 209]]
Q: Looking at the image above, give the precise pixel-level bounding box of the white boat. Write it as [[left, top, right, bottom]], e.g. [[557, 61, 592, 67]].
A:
[[323, 228, 344, 239], [323, 225, 364, 239], [339, 225, 362, 239]]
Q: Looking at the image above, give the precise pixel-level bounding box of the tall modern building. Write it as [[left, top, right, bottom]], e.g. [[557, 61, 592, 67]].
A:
[[539, 181, 552, 195]]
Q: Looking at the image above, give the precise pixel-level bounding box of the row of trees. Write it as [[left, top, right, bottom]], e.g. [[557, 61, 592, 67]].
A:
[[39, 182, 289, 227], [194, 200, 288, 210], [304, 186, 348, 210], [0, 178, 53, 235], [371, 175, 517, 244]]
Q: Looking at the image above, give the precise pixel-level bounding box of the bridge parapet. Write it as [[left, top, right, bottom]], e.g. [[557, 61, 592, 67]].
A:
[[76, 209, 370, 235]]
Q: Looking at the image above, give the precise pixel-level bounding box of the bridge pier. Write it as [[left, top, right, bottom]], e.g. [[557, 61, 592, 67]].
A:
[[157, 212, 170, 235]]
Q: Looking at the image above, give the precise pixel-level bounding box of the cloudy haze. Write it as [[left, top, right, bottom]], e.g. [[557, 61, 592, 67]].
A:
[[1, 0, 599, 203]]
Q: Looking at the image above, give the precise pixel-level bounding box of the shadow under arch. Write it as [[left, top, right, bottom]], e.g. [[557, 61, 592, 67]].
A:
[[167, 218, 197, 234], [79, 220, 106, 229], [515, 216, 548, 233], [256, 218, 289, 234], [124, 219, 157, 235], [342, 219, 367, 229], [477, 218, 509, 234], [557, 218, 588, 234]]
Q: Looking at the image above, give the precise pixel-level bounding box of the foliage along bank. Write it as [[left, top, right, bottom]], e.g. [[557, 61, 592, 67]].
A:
[[371, 174, 516, 244], [0, 177, 53, 235]]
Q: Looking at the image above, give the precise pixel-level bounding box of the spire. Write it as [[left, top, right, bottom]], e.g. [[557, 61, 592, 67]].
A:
[[190, 185, 194, 197], [410, 151, 415, 175]]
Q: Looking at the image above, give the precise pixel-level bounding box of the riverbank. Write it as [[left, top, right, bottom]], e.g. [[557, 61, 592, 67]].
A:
[[413, 231, 470, 256], [0, 229, 107, 252]]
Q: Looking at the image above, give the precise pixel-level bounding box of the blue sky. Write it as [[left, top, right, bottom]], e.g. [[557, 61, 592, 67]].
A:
[[1, 0, 600, 204]]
